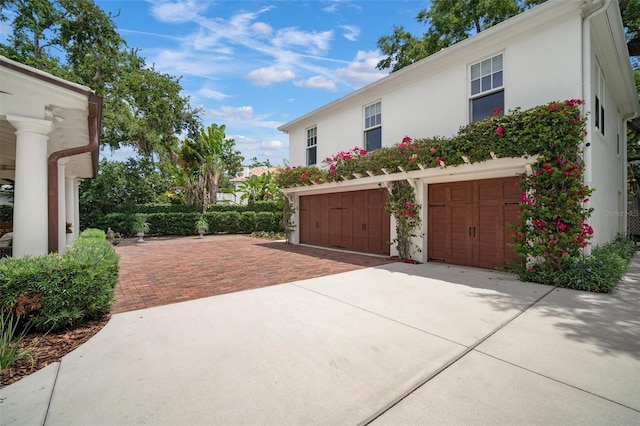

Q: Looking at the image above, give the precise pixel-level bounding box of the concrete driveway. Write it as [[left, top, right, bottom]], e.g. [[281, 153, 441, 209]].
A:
[[2, 255, 639, 425]]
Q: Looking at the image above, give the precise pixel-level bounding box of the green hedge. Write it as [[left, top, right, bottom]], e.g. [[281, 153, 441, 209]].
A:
[[0, 229, 119, 331], [87, 201, 282, 215], [83, 211, 283, 236]]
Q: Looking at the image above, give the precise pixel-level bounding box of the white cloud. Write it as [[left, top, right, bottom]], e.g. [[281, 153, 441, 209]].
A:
[[340, 24, 360, 42], [219, 105, 255, 121], [322, 1, 362, 14], [246, 67, 295, 86], [149, 0, 208, 24], [252, 22, 273, 37], [261, 140, 283, 149], [294, 76, 336, 90], [152, 49, 232, 78], [272, 28, 333, 55], [196, 87, 231, 101], [335, 50, 387, 88], [233, 135, 258, 145]]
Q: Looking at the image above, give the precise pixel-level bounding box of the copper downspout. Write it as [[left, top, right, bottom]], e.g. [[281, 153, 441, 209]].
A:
[[47, 93, 102, 253]]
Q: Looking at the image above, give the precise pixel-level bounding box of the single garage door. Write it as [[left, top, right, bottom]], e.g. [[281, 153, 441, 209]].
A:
[[428, 177, 521, 269], [299, 189, 390, 255]]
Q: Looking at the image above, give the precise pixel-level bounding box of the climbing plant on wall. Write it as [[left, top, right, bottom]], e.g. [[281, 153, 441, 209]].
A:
[[276, 100, 597, 282]]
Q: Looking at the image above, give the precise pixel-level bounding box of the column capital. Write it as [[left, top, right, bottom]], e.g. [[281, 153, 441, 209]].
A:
[[6, 115, 53, 136]]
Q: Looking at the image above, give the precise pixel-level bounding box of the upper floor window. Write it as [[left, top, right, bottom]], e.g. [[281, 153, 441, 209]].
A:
[[470, 54, 504, 122], [306, 126, 317, 166], [364, 101, 381, 151]]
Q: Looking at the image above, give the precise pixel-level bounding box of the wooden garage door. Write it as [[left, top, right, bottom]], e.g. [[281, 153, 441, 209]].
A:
[[428, 177, 521, 269], [299, 189, 390, 255]]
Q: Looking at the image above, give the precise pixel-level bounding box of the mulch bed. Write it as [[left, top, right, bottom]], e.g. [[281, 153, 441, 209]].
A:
[[1, 315, 110, 389]]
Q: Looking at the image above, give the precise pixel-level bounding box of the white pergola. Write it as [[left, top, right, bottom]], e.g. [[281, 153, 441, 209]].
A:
[[0, 56, 102, 257]]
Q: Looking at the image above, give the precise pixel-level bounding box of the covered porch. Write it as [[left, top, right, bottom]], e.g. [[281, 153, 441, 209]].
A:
[[0, 56, 102, 258]]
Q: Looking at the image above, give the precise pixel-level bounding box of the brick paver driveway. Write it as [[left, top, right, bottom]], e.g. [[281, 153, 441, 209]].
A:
[[112, 235, 393, 314]]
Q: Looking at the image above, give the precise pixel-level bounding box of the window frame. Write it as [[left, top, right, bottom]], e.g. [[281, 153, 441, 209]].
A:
[[595, 63, 605, 137], [469, 53, 505, 123], [306, 126, 317, 166], [363, 100, 382, 152]]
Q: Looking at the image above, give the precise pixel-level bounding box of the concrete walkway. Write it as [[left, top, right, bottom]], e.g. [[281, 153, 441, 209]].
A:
[[2, 256, 639, 425]]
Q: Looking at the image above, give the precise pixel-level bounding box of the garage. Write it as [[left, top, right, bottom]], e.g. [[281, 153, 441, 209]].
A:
[[299, 189, 390, 255], [428, 177, 521, 269]]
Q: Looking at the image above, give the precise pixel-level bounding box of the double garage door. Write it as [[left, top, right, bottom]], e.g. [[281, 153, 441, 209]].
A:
[[428, 177, 521, 269], [299, 189, 390, 255], [299, 177, 520, 269]]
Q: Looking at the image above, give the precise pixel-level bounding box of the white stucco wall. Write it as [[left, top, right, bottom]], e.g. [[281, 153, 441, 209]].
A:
[[286, 9, 583, 168], [587, 54, 629, 246]]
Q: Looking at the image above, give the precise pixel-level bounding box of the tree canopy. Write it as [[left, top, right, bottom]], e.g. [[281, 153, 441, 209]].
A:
[[376, 0, 640, 161], [0, 0, 201, 157], [164, 124, 244, 213], [377, 0, 640, 72]]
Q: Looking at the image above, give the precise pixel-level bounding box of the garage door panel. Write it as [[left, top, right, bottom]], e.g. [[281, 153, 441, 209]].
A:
[[428, 205, 450, 261], [428, 177, 521, 269], [299, 190, 390, 256], [451, 182, 471, 202]]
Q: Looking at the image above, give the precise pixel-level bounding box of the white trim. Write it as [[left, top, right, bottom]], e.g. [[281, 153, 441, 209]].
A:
[[283, 156, 537, 196]]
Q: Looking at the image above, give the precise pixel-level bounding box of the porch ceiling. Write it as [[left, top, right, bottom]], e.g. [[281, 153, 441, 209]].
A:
[[0, 56, 97, 181]]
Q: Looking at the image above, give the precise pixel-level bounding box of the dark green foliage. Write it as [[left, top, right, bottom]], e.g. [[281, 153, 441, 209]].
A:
[[248, 201, 282, 212], [239, 212, 257, 234], [521, 235, 637, 293], [0, 205, 12, 222], [0, 229, 119, 331], [257, 211, 282, 232], [83, 211, 283, 236], [217, 211, 241, 234]]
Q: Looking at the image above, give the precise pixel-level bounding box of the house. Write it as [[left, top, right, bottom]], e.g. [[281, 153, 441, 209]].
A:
[[0, 56, 103, 258], [278, 0, 639, 268], [222, 165, 280, 204]]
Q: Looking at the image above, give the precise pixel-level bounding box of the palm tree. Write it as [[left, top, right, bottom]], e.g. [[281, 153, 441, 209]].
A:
[[166, 123, 228, 212]]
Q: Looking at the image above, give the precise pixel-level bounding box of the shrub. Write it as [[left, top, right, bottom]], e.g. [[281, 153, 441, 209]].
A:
[[218, 211, 241, 234], [0, 229, 119, 331], [83, 210, 284, 237], [256, 212, 277, 232], [521, 235, 637, 293], [239, 211, 257, 234], [0, 312, 33, 370]]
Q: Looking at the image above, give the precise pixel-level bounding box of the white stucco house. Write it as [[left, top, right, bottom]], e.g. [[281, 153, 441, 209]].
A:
[[0, 56, 103, 258], [278, 0, 639, 268]]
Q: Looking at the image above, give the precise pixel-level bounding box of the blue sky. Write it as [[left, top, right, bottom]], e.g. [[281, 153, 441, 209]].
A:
[[0, 1, 431, 164], [91, 0, 430, 165]]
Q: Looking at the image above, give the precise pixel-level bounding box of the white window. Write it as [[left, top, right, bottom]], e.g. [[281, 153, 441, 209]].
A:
[[364, 101, 381, 151], [306, 126, 317, 166], [595, 64, 605, 136], [470, 54, 504, 122]]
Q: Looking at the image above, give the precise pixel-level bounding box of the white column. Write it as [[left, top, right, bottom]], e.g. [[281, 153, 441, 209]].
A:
[[415, 180, 427, 263], [65, 175, 76, 249], [7, 115, 52, 258], [74, 180, 81, 238], [57, 159, 68, 254]]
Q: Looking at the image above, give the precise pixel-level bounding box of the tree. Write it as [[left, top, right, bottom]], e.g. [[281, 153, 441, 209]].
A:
[[0, 0, 201, 157], [377, 1, 640, 73], [79, 158, 173, 216], [238, 172, 281, 204], [102, 50, 201, 156], [166, 123, 243, 213], [376, 0, 640, 164], [377, 0, 539, 72], [248, 157, 273, 168]]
